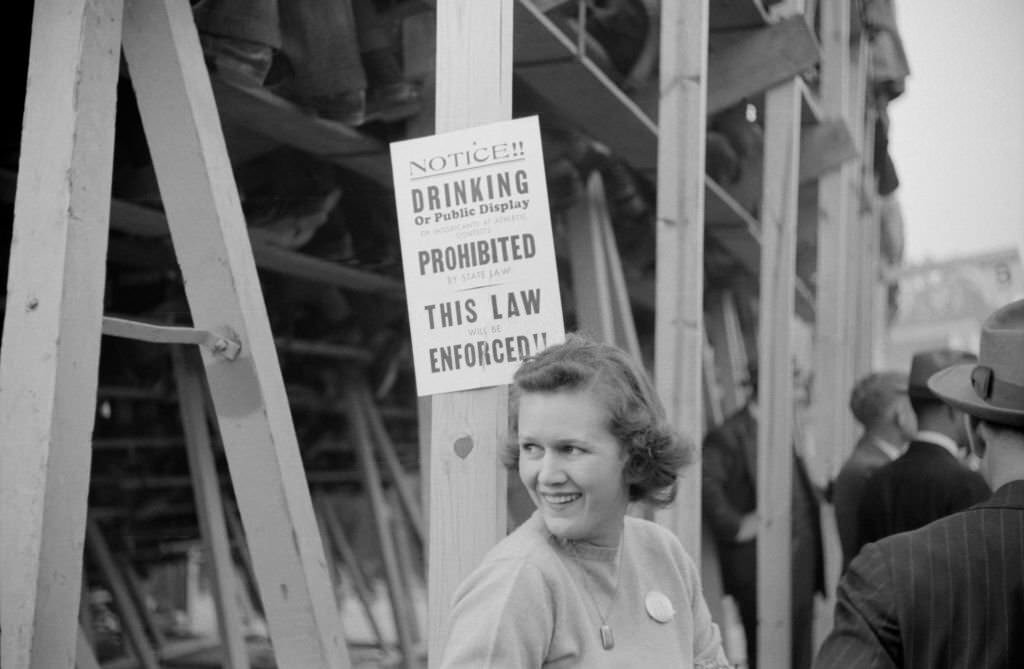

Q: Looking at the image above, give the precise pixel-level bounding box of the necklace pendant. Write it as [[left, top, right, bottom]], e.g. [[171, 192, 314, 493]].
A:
[[599, 624, 614, 650]]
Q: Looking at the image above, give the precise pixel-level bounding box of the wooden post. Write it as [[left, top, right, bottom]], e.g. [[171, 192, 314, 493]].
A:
[[85, 519, 161, 669], [842, 39, 871, 450], [567, 171, 641, 357], [756, 6, 804, 667], [316, 496, 386, 646], [813, 0, 852, 489], [172, 346, 250, 669], [119, 2, 350, 666], [427, 2, 513, 666], [0, 2, 122, 667], [343, 382, 418, 669], [652, 0, 709, 556], [120, 558, 168, 650], [813, 0, 855, 629]]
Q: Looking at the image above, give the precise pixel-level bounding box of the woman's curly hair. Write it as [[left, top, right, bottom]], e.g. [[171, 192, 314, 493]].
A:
[[504, 333, 694, 507]]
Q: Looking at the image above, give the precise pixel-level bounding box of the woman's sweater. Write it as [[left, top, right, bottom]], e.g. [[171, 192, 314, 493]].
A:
[[440, 510, 731, 668]]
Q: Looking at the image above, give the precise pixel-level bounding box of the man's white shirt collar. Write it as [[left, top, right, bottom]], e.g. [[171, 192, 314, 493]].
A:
[[914, 430, 960, 458], [871, 437, 903, 461]]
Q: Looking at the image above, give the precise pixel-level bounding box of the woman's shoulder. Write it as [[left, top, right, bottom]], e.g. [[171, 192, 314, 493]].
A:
[[473, 512, 565, 575], [624, 516, 698, 570]]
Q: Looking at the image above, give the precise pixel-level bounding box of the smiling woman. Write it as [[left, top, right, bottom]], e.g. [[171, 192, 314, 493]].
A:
[[439, 334, 731, 668]]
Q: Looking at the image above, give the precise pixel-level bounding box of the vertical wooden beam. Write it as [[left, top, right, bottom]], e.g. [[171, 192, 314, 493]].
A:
[[813, 0, 852, 488], [172, 346, 250, 669], [568, 174, 617, 342], [0, 2, 122, 667], [756, 8, 804, 667], [652, 0, 709, 556], [344, 383, 418, 669], [855, 110, 880, 377], [568, 171, 640, 358], [119, 2, 350, 667], [428, 2, 513, 666]]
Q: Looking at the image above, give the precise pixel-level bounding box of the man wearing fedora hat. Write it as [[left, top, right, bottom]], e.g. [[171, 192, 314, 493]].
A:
[[814, 299, 1024, 667], [853, 348, 990, 553]]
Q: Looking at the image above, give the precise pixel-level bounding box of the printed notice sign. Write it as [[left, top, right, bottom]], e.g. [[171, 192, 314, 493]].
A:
[[390, 116, 565, 396]]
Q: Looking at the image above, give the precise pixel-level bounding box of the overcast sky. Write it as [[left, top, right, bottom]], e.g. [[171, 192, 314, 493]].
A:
[[887, 0, 1024, 263]]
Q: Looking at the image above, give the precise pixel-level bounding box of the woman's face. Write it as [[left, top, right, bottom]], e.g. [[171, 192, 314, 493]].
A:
[[517, 388, 630, 547]]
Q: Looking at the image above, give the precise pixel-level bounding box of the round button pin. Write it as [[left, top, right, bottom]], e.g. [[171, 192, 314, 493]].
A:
[[645, 590, 675, 623]]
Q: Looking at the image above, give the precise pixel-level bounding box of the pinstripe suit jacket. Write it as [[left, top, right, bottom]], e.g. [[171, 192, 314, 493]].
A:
[[814, 480, 1024, 668]]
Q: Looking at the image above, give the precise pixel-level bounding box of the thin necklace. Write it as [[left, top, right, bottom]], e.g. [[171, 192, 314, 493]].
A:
[[566, 538, 623, 650]]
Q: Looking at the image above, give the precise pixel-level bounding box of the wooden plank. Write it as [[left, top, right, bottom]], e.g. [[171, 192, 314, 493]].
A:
[[315, 496, 386, 646], [513, 0, 658, 171], [210, 78, 393, 186], [354, 379, 427, 547], [2, 168, 406, 297], [651, 0, 709, 556], [119, 2, 351, 667], [0, 2, 123, 668], [567, 174, 616, 342], [812, 0, 852, 503], [343, 382, 418, 669], [598, 186, 643, 359], [756, 65, 803, 669], [707, 16, 820, 116], [120, 559, 168, 650], [428, 2, 513, 667], [705, 290, 750, 415], [86, 519, 161, 669], [172, 346, 250, 669]]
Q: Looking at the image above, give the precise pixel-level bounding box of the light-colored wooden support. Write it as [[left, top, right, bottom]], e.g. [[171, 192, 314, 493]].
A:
[[353, 380, 427, 547], [315, 496, 386, 646], [172, 346, 250, 669], [119, 2, 350, 666], [85, 519, 161, 669], [756, 25, 804, 668], [813, 0, 852, 499], [652, 0, 709, 556], [389, 488, 423, 644], [0, 2, 122, 667], [120, 558, 168, 650], [567, 171, 640, 358], [707, 15, 820, 115], [841, 39, 872, 451], [428, 2, 513, 666], [343, 382, 418, 669], [705, 290, 750, 416]]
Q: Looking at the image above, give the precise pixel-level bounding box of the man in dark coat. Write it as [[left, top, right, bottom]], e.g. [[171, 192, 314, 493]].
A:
[[815, 298, 1024, 668], [855, 348, 990, 550], [832, 371, 916, 569], [702, 370, 824, 669]]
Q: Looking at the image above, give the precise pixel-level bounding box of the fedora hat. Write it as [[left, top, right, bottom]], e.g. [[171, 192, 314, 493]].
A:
[[928, 299, 1024, 428], [908, 348, 976, 400]]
